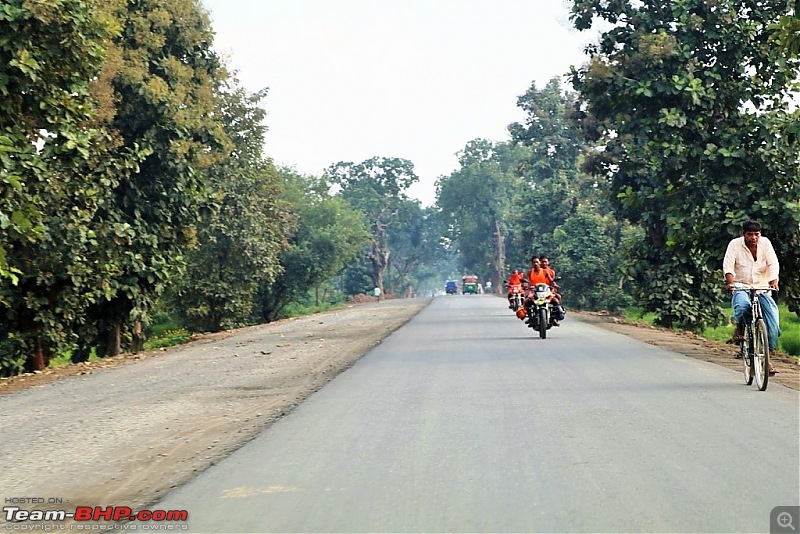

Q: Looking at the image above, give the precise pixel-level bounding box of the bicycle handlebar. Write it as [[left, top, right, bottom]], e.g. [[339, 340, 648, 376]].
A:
[[731, 283, 777, 292]]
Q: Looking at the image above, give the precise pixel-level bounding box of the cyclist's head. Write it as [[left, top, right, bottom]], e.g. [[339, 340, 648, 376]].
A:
[[742, 220, 761, 234]]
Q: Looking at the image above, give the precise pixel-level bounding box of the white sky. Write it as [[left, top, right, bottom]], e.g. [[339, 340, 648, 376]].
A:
[[201, 0, 597, 206]]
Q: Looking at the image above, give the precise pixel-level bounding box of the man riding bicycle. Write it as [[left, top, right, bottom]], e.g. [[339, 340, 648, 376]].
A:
[[722, 220, 780, 375]]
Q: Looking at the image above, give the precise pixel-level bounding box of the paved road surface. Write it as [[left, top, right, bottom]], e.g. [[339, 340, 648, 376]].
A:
[[152, 295, 800, 532]]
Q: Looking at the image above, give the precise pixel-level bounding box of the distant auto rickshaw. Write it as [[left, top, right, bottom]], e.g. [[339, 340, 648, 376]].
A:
[[461, 275, 480, 294]]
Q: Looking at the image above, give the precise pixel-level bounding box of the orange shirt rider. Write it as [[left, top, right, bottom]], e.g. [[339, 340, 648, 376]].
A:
[[540, 256, 559, 290], [532, 256, 562, 306], [525, 256, 560, 305], [527, 268, 549, 285], [507, 270, 523, 287], [526, 258, 551, 286]]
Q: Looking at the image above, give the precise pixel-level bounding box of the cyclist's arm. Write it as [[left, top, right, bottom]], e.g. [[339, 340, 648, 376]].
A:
[[723, 239, 740, 291], [724, 272, 736, 291]]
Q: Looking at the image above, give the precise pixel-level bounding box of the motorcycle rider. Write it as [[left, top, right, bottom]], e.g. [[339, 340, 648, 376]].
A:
[[526, 256, 550, 286], [540, 255, 566, 324], [506, 269, 524, 309], [521, 256, 554, 326], [522, 256, 550, 301], [540, 256, 557, 286]]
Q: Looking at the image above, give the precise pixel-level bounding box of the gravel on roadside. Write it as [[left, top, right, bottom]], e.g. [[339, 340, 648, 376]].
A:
[[0, 298, 431, 520]]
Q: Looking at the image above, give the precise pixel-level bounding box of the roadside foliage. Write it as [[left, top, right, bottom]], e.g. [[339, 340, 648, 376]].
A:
[[569, 0, 800, 328], [173, 80, 289, 333], [1, 0, 798, 376], [325, 157, 419, 296]]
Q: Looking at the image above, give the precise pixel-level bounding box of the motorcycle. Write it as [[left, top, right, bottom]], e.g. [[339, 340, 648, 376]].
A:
[[507, 284, 525, 311], [524, 282, 559, 339]]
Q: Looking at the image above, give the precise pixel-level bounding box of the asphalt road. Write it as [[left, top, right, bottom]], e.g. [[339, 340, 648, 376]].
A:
[[152, 295, 800, 533]]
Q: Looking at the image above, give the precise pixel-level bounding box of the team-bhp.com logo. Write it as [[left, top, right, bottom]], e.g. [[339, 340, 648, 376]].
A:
[[4, 506, 188, 529]]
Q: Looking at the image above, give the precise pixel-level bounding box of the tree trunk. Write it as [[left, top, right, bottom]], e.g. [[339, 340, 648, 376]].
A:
[[30, 337, 47, 371], [491, 216, 506, 294], [370, 240, 389, 295], [107, 322, 122, 357], [131, 321, 144, 354], [210, 301, 223, 333], [373, 268, 384, 295]]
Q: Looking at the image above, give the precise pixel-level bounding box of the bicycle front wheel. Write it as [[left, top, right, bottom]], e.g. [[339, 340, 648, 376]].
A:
[[753, 319, 769, 391], [742, 324, 753, 385]]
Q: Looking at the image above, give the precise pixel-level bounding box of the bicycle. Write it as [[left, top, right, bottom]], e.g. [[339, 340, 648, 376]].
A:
[[732, 284, 776, 391]]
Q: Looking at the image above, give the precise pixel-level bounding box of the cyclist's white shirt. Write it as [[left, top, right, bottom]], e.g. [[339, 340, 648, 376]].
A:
[[723, 236, 779, 286]]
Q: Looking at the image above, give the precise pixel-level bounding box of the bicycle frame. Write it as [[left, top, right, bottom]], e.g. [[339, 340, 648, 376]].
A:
[[733, 285, 774, 391]]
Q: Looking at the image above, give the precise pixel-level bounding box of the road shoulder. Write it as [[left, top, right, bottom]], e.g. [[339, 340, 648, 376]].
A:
[[572, 310, 799, 391]]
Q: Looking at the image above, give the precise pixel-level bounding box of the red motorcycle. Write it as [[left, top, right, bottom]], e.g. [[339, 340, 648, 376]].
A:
[[507, 284, 524, 311]]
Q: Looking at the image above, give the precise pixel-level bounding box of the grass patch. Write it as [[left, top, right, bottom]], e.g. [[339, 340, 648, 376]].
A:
[[146, 312, 184, 339], [622, 304, 799, 357], [699, 304, 799, 357], [621, 306, 659, 326], [143, 328, 192, 350], [777, 304, 800, 356], [48, 347, 100, 369]]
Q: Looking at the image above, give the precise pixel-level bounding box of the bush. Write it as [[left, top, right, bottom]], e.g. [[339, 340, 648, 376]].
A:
[[0, 339, 25, 377], [698, 304, 799, 357]]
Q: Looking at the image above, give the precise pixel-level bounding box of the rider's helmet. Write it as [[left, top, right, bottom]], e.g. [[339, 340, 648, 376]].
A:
[[515, 307, 527, 319]]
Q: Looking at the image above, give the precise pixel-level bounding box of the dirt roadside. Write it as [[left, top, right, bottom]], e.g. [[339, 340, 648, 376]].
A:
[[572, 310, 799, 390], [0, 297, 796, 522], [0, 298, 430, 521]]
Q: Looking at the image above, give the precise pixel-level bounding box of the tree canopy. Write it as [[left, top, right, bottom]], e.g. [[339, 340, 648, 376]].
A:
[[570, 0, 800, 326], [175, 80, 288, 332], [325, 157, 419, 294], [436, 140, 525, 290]]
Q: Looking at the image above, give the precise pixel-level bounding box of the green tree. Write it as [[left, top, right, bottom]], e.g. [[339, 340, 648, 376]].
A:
[[78, 0, 228, 355], [553, 206, 634, 311], [0, 0, 149, 372], [509, 77, 585, 186], [386, 201, 443, 297], [255, 171, 370, 322], [436, 140, 526, 290], [505, 78, 630, 311], [0, 0, 107, 280], [325, 157, 418, 294], [507, 78, 596, 269], [768, 4, 800, 310], [570, 0, 800, 326], [770, 1, 800, 57], [175, 81, 288, 332]]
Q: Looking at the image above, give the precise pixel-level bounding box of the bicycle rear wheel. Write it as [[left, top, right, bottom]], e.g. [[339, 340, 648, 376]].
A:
[[742, 324, 753, 385], [753, 319, 769, 391]]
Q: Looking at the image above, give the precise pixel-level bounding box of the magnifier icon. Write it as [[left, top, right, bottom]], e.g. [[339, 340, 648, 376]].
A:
[[778, 511, 796, 531]]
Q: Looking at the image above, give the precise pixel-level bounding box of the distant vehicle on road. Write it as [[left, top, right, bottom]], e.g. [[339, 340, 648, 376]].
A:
[[445, 280, 458, 295], [461, 275, 480, 294]]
